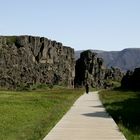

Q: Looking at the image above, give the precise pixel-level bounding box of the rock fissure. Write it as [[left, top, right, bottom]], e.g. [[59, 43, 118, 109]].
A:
[[0, 36, 123, 89]]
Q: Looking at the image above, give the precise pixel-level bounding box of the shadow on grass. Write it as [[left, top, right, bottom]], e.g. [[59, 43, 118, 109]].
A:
[[113, 86, 140, 92], [103, 93, 140, 134]]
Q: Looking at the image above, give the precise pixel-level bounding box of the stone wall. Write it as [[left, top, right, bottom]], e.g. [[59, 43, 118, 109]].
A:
[[0, 36, 75, 89]]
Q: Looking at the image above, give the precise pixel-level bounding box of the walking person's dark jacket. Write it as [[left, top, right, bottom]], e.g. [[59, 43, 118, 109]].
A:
[[85, 84, 89, 94]]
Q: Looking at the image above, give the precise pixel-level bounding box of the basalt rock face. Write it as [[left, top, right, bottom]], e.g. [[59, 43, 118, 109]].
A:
[[74, 50, 123, 88], [121, 68, 140, 90], [0, 36, 75, 89], [105, 67, 123, 81], [74, 50, 105, 88]]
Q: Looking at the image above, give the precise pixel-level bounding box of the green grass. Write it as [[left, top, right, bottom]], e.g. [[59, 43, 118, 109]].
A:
[[0, 88, 83, 140], [99, 89, 140, 140]]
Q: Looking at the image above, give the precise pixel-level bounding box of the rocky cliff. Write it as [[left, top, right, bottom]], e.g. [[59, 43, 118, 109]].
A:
[[0, 36, 75, 89], [74, 50, 123, 88], [74, 50, 104, 87]]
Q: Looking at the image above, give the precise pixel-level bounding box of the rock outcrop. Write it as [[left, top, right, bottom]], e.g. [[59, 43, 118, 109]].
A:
[[121, 68, 140, 90], [104, 67, 123, 81], [74, 50, 104, 87], [0, 36, 75, 89], [75, 48, 140, 71], [74, 50, 123, 88]]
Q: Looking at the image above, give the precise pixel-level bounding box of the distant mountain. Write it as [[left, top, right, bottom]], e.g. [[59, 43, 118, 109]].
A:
[[75, 48, 140, 71]]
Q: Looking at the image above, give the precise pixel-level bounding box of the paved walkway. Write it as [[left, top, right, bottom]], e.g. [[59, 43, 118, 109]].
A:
[[43, 91, 126, 140]]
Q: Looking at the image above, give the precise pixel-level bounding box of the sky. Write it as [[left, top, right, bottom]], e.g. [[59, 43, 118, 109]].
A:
[[0, 0, 140, 51]]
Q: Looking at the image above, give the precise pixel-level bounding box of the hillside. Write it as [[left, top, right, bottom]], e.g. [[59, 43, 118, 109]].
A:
[[75, 48, 140, 71]]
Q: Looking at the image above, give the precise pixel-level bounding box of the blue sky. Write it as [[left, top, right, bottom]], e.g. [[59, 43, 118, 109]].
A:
[[0, 0, 140, 51]]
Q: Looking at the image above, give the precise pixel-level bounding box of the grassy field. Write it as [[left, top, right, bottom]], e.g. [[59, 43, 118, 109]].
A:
[[99, 89, 140, 140], [0, 88, 83, 140]]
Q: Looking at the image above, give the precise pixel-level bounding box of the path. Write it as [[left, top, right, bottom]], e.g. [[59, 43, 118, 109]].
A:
[[43, 91, 126, 140]]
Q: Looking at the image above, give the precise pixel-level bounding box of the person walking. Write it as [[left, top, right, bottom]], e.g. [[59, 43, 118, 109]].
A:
[[85, 83, 89, 94]]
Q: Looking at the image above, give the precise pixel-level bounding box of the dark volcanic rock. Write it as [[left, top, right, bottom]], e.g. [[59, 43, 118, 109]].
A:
[[74, 50, 105, 88], [74, 50, 123, 88], [105, 67, 123, 81], [121, 68, 140, 90], [0, 36, 75, 89]]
